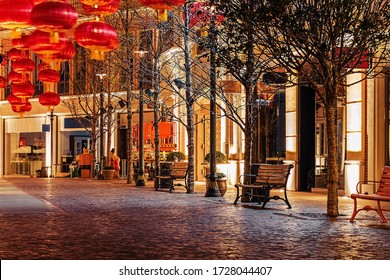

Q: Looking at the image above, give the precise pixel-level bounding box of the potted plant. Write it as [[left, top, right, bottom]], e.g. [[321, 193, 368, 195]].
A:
[[166, 151, 186, 162], [102, 165, 115, 180], [205, 172, 228, 196], [204, 151, 228, 164]]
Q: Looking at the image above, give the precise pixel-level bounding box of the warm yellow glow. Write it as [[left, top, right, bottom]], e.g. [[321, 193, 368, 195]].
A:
[[286, 137, 296, 153], [345, 162, 360, 195], [347, 73, 364, 102], [347, 132, 362, 152], [286, 112, 296, 136], [346, 103, 362, 131]]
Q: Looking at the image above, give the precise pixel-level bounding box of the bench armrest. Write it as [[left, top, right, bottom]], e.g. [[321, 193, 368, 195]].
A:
[[355, 180, 380, 194], [238, 174, 256, 184]]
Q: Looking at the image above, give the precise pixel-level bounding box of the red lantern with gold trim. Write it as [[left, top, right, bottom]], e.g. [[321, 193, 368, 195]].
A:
[[31, 1, 78, 42], [8, 48, 26, 61], [38, 69, 60, 83], [7, 93, 26, 108], [139, 0, 186, 21], [12, 58, 35, 73], [82, 0, 120, 17], [27, 30, 69, 60], [39, 91, 60, 109], [0, 0, 34, 38], [0, 76, 7, 88], [12, 101, 32, 117], [11, 81, 35, 101], [38, 62, 51, 71], [40, 40, 75, 62], [75, 21, 119, 60], [12, 34, 30, 50], [8, 70, 30, 83]]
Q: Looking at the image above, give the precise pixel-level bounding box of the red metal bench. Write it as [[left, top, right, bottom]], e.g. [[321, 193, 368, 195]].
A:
[[349, 166, 390, 223]]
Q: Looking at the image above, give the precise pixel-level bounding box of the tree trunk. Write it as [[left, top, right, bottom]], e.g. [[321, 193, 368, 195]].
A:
[[325, 102, 339, 217]]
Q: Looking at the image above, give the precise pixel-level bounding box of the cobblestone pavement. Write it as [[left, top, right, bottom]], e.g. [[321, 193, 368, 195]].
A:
[[0, 177, 389, 260]]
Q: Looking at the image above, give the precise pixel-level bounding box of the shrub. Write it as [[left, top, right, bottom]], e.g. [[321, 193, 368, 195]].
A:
[[204, 151, 227, 163], [166, 151, 186, 162]]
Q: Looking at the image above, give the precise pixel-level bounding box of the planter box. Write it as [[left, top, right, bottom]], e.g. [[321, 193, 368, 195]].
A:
[[102, 169, 115, 180]]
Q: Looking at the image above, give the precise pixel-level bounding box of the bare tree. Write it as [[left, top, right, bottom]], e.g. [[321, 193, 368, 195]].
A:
[[254, 0, 390, 216]]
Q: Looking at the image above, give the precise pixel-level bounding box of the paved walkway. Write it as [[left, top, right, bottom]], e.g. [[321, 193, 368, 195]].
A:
[[0, 176, 389, 260]]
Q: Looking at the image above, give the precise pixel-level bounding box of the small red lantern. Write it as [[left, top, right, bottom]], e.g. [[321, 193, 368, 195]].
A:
[[8, 70, 30, 83], [7, 93, 26, 107], [31, 1, 78, 42], [38, 69, 61, 83], [12, 58, 35, 73], [82, 0, 120, 18], [12, 34, 30, 50], [38, 62, 52, 71], [0, 0, 34, 38], [39, 91, 60, 109], [0, 76, 7, 88], [28, 30, 69, 60], [12, 101, 32, 117], [139, 0, 186, 21], [11, 81, 35, 101], [75, 21, 119, 60], [8, 48, 25, 61]]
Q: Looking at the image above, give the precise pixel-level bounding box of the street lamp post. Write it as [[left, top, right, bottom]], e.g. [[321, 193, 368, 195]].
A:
[[205, 0, 221, 197], [96, 73, 106, 179], [136, 51, 147, 186]]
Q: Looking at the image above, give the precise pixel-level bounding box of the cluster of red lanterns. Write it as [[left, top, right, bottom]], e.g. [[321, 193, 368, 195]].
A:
[[75, 0, 119, 61]]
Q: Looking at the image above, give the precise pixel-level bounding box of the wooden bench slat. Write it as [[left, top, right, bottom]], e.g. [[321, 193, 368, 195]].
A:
[[156, 162, 188, 192]]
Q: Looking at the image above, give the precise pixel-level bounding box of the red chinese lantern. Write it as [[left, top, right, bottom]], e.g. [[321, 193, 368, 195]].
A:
[[0, 76, 7, 88], [31, 1, 78, 42], [139, 0, 186, 21], [8, 48, 25, 61], [38, 69, 60, 83], [39, 40, 75, 62], [39, 91, 60, 109], [75, 21, 119, 60], [82, 0, 120, 18], [27, 30, 69, 60], [7, 93, 26, 108], [8, 70, 30, 83], [12, 101, 32, 117], [12, 34, 30, 50], [11, 81, 35, 101], [12, 58, 35, 73], [0, 0, 34, 38]]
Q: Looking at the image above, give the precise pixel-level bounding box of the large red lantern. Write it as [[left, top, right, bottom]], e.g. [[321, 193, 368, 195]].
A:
[[28, 30, 69, 60], [8, 70, 30, 83], [82, 0, 120, 18], [0, 0, 34, 38], [0, 76, 7, 88], [11, 81, 35, 101], [139, 0, 186, 21], [39, 40, 75, 62], [75, 21, 119, 60], [39, 91, 60, 109], [38, 69, 61, 83], [31, 1, 78, 42]]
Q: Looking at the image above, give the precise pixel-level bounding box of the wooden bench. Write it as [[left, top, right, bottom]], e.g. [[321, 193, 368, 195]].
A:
[[349, 166, 390, 223], [156, 162, 188, 192], [234, 164, 294, 209]]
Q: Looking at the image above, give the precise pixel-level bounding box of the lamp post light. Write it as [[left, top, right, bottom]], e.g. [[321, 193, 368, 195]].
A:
[[96, 73, 106, 179]]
